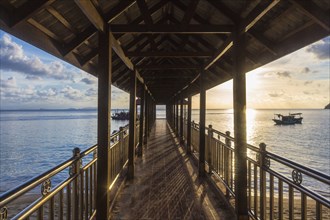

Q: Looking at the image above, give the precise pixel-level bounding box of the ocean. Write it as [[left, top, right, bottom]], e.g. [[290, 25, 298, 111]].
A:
[[0, 109, 329, 196]]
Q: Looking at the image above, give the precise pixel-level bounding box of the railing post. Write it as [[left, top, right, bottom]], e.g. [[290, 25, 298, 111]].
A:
[[119, 127, 124, 165], [71, 147, 81, 220], [208, 125, 213, 174], [225, 131, 231, 199], [187, 96, 192, 154], [259, 142, 267, 220]]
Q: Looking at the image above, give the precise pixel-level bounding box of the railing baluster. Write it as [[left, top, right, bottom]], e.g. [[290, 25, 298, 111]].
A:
[[89, 164, 93, 215], [269, 175, 274, 220], [278, 180, 283, 220], [59, 189, 63, 220], [37, 206, 43, 220], [71, 148, 81, 220], [259, 143, 267, 220], [85, 169, 89, 220], [248, 160, 251, 210], [49, 197, 54, 220], [316, 202, 322, 220], [289, 185, 294, 220], [80, 172, 84, 219], [67, 183, 71, 220], [254, 163, 258, 218], [301, 193, 306, 220]]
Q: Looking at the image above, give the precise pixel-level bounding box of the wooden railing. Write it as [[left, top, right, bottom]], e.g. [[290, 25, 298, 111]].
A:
[[185, 120, 330, 219], [0, 123, 139, 220]]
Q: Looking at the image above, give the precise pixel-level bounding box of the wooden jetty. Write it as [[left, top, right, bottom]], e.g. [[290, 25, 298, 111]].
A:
[[0, 1, 329, 220]]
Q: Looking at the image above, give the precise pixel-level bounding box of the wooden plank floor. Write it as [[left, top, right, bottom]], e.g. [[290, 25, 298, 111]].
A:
[[110, 119, 235, 220]]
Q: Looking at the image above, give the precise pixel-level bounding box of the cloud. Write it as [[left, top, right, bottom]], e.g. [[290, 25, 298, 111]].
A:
[[85, 88, 97, 96], [0, 77, 17, 88], [306, 37, 330, 59], [304, 81, 313, 86], [276, 71, 291, 78], [37, 88, 57, 97], [81, 77, 96, 85], [0, 34, 75, 80], [268, 91, 284, 97], [25, 75, 42, 80], [301, 67, 310, 74], [60, 86, 84, 100]]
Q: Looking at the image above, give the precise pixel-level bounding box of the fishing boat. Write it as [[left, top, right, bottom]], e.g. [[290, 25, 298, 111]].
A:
[[273, 113, 303, 125], [111, 111, 129, 120]]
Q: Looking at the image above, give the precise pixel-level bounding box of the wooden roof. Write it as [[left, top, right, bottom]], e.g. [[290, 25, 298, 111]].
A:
[[1, 0, 329, 104]]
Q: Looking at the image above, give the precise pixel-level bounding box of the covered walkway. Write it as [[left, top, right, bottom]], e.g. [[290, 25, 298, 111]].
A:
[[111, 119, 234, 220]]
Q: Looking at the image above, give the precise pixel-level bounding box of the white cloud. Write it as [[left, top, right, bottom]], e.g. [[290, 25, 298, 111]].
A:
[[61, 86, 84, 101], [0, 34, 76, 81]]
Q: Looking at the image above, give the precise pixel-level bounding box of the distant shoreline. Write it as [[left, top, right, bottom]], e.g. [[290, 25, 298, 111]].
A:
[[0, 108, 327, 112]]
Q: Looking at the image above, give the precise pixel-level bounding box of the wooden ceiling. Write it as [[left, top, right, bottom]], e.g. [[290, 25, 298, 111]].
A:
[[1, 0, 329, 104]]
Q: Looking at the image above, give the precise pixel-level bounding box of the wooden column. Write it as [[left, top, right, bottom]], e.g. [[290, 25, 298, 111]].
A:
[[199, 70, 206, 177], [144, 94, 148, 144], [138, 85, 145, 157], [128, 70, 137, 179], [187, 96, 192, 154], [180, 98, 184, 144], [233, 28, 248, 219], [176, 99, 179, 135], [96, 26, 111, 220]]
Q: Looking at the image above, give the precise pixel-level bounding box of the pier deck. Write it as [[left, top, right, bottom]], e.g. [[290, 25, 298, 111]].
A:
[[110, 119, 235, 220]]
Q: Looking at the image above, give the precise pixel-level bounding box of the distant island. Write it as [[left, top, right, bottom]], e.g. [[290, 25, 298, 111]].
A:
[[325, 103, 330, 109]]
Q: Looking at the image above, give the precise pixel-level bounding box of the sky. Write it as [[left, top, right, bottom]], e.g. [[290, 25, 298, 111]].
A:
[[0, 30, 329, 110]]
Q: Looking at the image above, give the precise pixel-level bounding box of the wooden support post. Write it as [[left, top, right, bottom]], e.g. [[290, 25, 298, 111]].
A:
[[144, 94, 148, 144], [138, 85, 145, 157], [180, 98, 184, 144], [96, 26, 111, 220], [233, 28, 248, 220], [199, 70, 206, 177], [187, 96, 192, 154], [176, 99, 179, 135], [128, 70, 137, 180]]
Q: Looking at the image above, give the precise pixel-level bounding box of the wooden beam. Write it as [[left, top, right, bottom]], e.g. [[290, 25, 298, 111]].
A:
[[206, 0, 239, 24], [204, 0, 280, 70], [243, 0, 280, 33], [137, 64, 200, 70], [3, 0, 55, 27], [27, 18, 62, 42], [47, 6, 76, 34], [61, 26, 97, 56], [199, 69, 206, 177], [181, 0, 200, 24], [128, 70, 137, 179], [126, 51, 213, 57], [74, 0, 105, 32], [105, 0, 136, 23], [233, 28, 248, 219], [290, 0, 330, 32], [96, 25, 112, 220], [248, 30, 278, 55], [109, 24, 233, 33], [187, 96, 192, 154], [136, 0, 157, 50]]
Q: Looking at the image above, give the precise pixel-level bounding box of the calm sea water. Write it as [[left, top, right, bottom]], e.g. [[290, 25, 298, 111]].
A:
[[1, 109, 329, 196]]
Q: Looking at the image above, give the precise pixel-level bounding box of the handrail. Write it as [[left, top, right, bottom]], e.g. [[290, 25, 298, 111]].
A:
[[0, 123, 140, 219], [266, 151, 330, 184], [184, 119, 330, 219]]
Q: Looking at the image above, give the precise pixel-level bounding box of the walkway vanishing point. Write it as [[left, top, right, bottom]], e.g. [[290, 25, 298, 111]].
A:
[[111, 119, 235, 220]]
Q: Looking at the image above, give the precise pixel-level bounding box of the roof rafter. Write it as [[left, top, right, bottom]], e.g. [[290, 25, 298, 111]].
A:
[[0, 0, 55, 27], [204, 0, 280, 70], [109, 24, 233, 34], [137, 64, 200, 70], [126, 51, 213, 57], [290, 0, 330, 32]]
